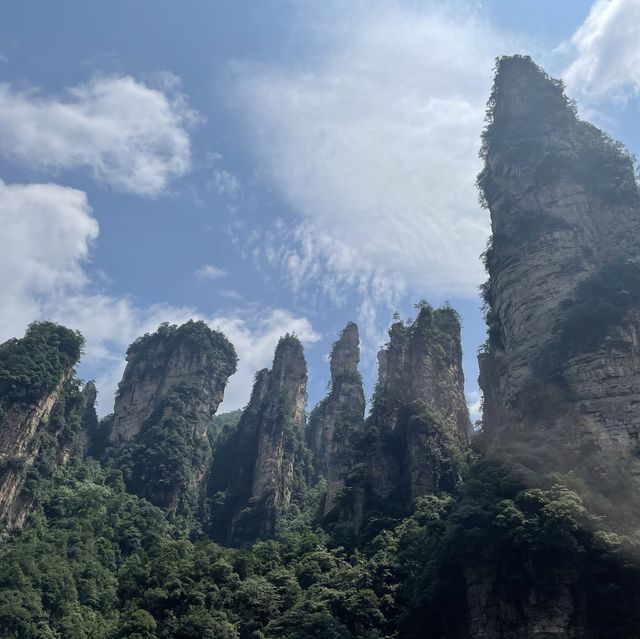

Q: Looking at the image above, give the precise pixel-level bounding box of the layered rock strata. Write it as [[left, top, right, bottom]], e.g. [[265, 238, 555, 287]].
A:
[[208, 335, 308, 545], [307, 322, 366, 515], [0, 323, 83, 530], [110, 321, 237, 519], [329, 306, 471, 532], [110, 320, 236, 445], [478, 55, 640, 494], [473, 54, 640, 639]]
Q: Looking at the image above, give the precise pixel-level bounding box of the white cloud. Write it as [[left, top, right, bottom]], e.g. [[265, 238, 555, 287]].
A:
[[209, 168, 241, 196], [254, 218, 405, 349], [466, 387, 483, 427], [0, 75, 197, 196], [564, 0, 640, 100], [0, 179, 99, 340], [195, 264, 227, 280], [0, 179, 318, 414], [212, 309, 321, 411], [232, 2, 513, 297]]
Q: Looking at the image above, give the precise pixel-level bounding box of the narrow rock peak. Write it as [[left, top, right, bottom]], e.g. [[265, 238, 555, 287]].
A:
[[330, 321, 360, 380]]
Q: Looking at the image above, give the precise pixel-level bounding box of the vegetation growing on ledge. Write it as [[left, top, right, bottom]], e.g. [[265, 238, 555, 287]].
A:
[[478, 55, 639, 210], [113, 385, 213, 525], [536, 258, 640, 373], [125, 320, 237, 380], [0, 322, 84, 412]]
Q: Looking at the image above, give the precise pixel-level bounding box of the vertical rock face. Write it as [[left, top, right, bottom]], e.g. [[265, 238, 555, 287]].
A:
[[371, 306, 470, 500], [307, 322, 365, 515], [478, 55, 640, 492], [111, 320, 236, 445], [475, 55, 640, 638], [111, 321, 237, 520], [0, 322, 84, 530], [330, 306, 471, 533], [208, 335, 309, 545]]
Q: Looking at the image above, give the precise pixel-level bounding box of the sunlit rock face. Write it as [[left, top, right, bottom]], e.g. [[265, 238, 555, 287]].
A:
[[207, 335, 309, 545], [324, 306, 471, 534], [0, 323, 86, 531], [478, 55, 640, 493], [108, 321, 237, 520], [110, 320, 236, 445]]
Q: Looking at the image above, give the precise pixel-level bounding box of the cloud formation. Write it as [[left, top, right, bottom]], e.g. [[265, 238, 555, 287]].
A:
[[233, 2, 513, 298], [0, 179, 99, 339], [211, 309, 320, 411], [0, 75, 196, 195], [564, 0, 640, 100], [195, 264, 227, 281], [0, 179, 318, 414]]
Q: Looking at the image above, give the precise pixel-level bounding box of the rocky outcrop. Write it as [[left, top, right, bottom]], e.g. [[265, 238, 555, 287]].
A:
[[330, 306, 471, 533], [0, 322, 84, 530], [208, 335, 309, 545], [110, 320, 237, 445], [110, 321, 237, 520], [307, 322, 365, 515], [473, 55, 640, 639], [478, 55, 640, 496]]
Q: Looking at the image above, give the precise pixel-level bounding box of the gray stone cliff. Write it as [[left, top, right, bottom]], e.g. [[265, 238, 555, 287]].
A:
[[307, 322, 366, 516], [474, 54, 640, 638], [208, 334, 309, 545]]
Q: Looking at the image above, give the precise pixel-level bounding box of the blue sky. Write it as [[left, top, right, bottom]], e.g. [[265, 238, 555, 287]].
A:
[[1, 0, 639, 416]]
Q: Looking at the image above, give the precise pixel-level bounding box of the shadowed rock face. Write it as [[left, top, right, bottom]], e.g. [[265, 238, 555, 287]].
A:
[[307, 322, 365, 515], [478, 55, 640, 492], [208, 335, 308, 545], [109, 321, 237, 519], [326, 307, 471, 533], [475, 54, 640, 638]]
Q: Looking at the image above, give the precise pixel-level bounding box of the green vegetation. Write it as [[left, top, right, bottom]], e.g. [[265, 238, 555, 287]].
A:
[[119, 321, 237, 395], [478, 55, 639, 211], [3, 432, 639, 638], [1, 318, 640, 638], [114, 386, 212, 527], [555, 259, 640, 362], [0, 322, 83, 413]]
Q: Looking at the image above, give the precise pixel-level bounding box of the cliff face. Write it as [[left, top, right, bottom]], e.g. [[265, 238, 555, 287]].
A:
[[0, 323, 84, 530], [111, 320, 236, 445], [329, 306, 471, 534], [307, 322, 365, 515], [208, 335, 309, 545], [111, 321, 237, 520], [474, 55, 640, 638], [478, 55, 640, 494]]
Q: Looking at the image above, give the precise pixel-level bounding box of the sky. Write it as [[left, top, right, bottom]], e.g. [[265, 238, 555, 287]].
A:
[[1, 0, 640, 418]]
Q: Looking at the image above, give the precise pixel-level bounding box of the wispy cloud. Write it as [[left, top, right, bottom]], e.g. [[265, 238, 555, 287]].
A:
[[0, 74, 197, 196], [231, 2, 517, 299], [195, 264, 227, 281], [209, 168, 241, 197], [564, 0, 640, 101]]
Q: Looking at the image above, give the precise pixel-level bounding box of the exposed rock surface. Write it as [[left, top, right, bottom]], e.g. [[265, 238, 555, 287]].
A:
[[475, 55, 640, 638], [208, 335, 309, 545], [478, 55, 640, 492], [329, 306, 471, 533], [0, 323, 84, 530], [110, 321, 237, 519], [110, 320, 236, 445], [307, 322, 365, 515]]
